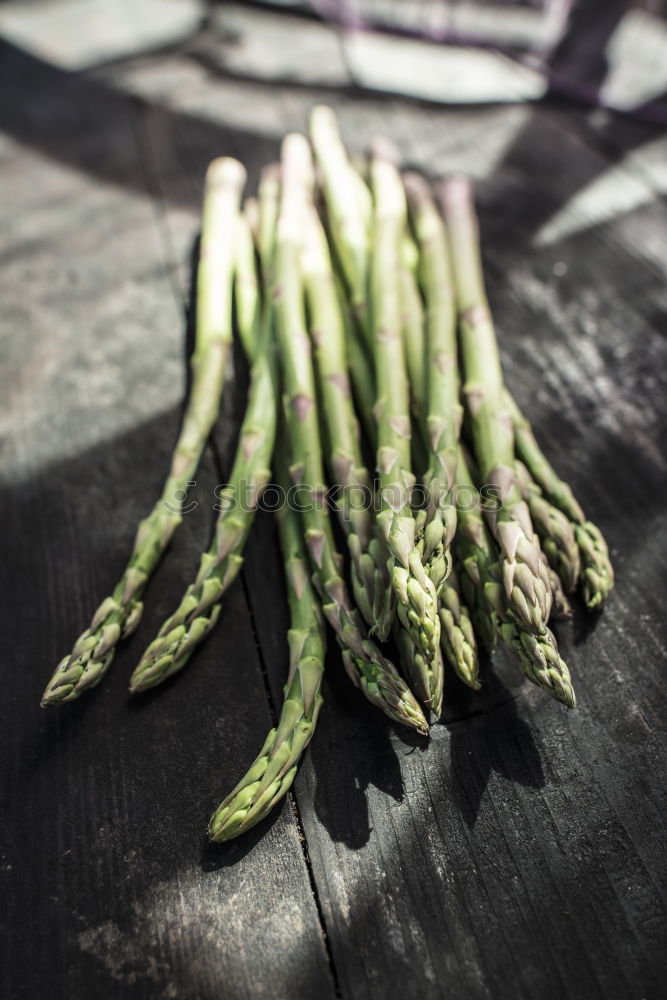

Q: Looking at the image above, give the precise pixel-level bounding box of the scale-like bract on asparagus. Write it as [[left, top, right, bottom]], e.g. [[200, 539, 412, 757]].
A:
[[41, 158, 246, 707], [301, 201, 395, 641], [129, 210, 276, 693], [505, 391, 614, 609], [454, 448, 575, 708], [440, 176, 553, 637], [370, 144, 441, 669], [209, 474, 326, 842], [274, 133, 428, 734]]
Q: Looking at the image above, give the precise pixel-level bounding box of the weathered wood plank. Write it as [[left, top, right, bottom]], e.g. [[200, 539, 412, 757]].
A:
[[0, 66, 336, 999]]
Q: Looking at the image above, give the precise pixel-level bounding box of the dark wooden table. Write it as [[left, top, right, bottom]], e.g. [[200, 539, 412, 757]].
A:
[[2, 6, 667, 999]]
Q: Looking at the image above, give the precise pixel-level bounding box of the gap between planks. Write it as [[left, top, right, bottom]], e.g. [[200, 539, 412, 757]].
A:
[[237, 559, 344, 1000]]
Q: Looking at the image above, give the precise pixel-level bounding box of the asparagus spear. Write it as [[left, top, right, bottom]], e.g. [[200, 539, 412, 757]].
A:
[[335, 247, 442, 710], [440, 176, 553, 636], [399, 233, 427, 423], [212, 171, 331, 842], [309, 106, 371, 343], [129, 210, 276, 693], [41, 158, 246, 707], [370, 143, 441, 667], [439, 569, 480, 690], [511, 463, 576, 621], [275, 133, 428, 734], [395, 628, 445, 714], [395, 539, 479, 705], [301, 202, 395, 640], [396, 181, 479, 697], [256, 163, 281, 275], [513, 458, 580, 597], [338, 274, 376, 443], [405, 172, 459, 599], [209, 459, 325, 842], [548, 567, 573, 620], [232, 199, 261, 361], [504, 390, 614, 609], [346, 239, 479, 716], [457, 560, 497, 655], [454, 448, 575, 708]]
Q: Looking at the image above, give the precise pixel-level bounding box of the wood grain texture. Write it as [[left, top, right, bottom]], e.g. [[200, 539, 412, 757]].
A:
[[2, 8, 667, 1000]]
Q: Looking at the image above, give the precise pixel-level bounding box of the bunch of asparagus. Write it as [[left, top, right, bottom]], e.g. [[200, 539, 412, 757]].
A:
[[41, 108, 614, 843]]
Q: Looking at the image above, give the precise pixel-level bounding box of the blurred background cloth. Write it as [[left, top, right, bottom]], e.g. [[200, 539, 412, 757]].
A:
[[0, 0, 666, 120]]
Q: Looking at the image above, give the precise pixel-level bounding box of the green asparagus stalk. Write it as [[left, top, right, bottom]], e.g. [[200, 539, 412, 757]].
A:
[[513, 459, 580, 596], [457, 562, 497, 654], [399, 234, 427, 422], [128, 210, 276, 693], [370, 143, 441, 668], [308, 109, 378, 446], [396, 177, 480, 699], [337, 249, 444, 711], [548, 567, 573, 619], [309, 106, 371, 341], [301, 202, 395, 640], [440, 176, 552, 636], [455, 447, 575, 708], [41, 158, 246, 707], [504, 391, 614, 609], [497, 620, 574, 705], [349, 151, 374, 224], [241, 195, 260, 239], [395, 628, 445, 714], [275, 133, 428, 734], [257, 164, 281, 274], [209, 461, 326, 842], [399, 241, 432, 480], [233, 201, 261, 361], [338, 275, 376, 443], [439, 568, 480, 690], [405, 172, 459, 598], [209, 164, 330, 840]]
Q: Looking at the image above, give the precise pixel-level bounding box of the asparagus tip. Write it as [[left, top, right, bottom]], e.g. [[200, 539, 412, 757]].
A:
[[370, 134, 400, 166], [206, 156, 246, 189], [260, 161, 281, 185], [438, 174, 474, 211], [402, 170, 431, 205], [40, 689, 67, 708], [310, 103, 337, 130]]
